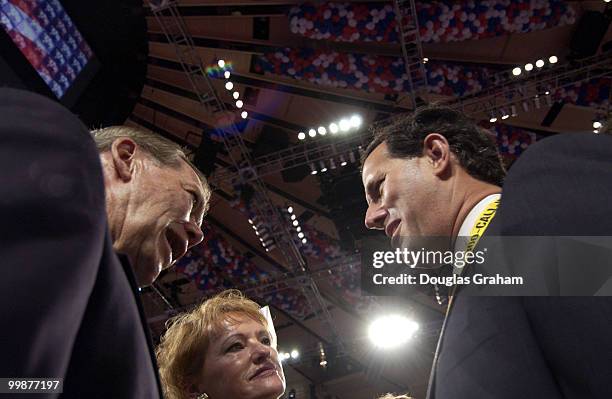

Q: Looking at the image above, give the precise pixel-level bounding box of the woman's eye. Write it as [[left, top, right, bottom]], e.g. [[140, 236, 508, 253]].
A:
[[261, 337, 271, 346], [227, 342, 243, 352]]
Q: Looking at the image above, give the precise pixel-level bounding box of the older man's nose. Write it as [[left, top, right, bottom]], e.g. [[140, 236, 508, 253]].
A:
[[365, 204, 387, 230]]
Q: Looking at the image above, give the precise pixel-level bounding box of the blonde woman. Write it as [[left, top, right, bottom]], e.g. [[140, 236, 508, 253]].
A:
[[156, 290, 285, 399]]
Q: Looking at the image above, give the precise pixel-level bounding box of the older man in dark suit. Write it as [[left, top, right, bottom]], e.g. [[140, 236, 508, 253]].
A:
[[0, 88, 210, 398], [361, 106, 612, 399]]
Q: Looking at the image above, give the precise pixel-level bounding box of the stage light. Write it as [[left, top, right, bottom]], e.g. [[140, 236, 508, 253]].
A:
[[290, 349, 299, 359], [329, 123, 339, 134], [593, 121, 603, 129], [287, 206, 294, 213], [291, 214, 296, 220], [233, 91, 239, 99], [489, 111, 497, 123], [318, 126, 327, 135], [501, 108, 510, 120], [298, 232, 304, 238], [535, 59, 545, 68], [224, 70, 231, 79], [320, 360, 327, 367], [296, 226, 301, 232], [298, 132, 306, 140], [549, 55, 558, 64], [308, 129, 316, 138], [309, 163, 317, 175], [423, 57, 429, 63], [218, 59, 225, 68], [301, 238, 307, 244], [525, 63, 533, 71], [235, 100, 244, 108], [339, 118, 351, 132], [368, 315, 419, 349], [225, 82, 233, 90], [293, 220, 299, 226], [340, 155, 347, 166], [512, 67, 521, 76], [350, 115, 362, 128], [241, 111, 248, 119], [248, 219, 253, 224], [320, 161, 327, 173]]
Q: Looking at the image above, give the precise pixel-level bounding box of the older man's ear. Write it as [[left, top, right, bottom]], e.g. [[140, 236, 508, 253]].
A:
[[110, 138, 138, 182]]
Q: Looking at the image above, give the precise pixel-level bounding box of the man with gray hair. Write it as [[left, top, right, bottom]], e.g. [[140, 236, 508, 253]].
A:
[[0, 88, 211, 397]]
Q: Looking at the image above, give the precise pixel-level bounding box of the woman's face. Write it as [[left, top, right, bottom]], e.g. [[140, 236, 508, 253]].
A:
[[193, 312, 286, 399]]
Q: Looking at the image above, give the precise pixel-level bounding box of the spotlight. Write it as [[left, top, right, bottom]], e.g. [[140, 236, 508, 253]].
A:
[[241, 111, 248, 119], [298, 132, 306, 140], [500, 109, 509, 119], [349, 115, 362, 128], [319, 160, 327, 173], [329, 123, 339, 134], [489, 111, 497, 123], [296, 226, 301, 232], [225, 82, 234, 90], [524, 63, 534, 71], [512, 67, 521, 76], [594, 129, 600, 134], [218, 59, 225, 68], [549, 55, 558, 64], [339, 119, 351, 132], [340, 155, 347, 166], [318, 126, 327, 135], [308, 129, 316, 138], [320, 360, 328, 367], [298, 232, 304, 238], [593, 121, 602, 129], [535, 59, 545, 68], [235, 100, 244, 108], [287, 206, 294, 213], [293, 220, 299, 226], [301, 238, 307, 244], [423, 57, 429, 63], [368, 315, 419, 349], [309, 163, 317, 175], [248, 219, 253, 224], [224, 70, 231, 79], [290, 214, 296, 220], [233, 91, 240, 99]]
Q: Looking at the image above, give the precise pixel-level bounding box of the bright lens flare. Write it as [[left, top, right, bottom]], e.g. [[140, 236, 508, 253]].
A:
[[368, 315, 419, 349]]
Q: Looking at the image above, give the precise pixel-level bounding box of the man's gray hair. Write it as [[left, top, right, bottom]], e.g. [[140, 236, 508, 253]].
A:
[[91, 125, 211, 215]]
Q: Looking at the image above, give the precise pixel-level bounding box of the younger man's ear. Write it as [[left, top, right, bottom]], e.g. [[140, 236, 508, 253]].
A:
[[422, 133, 451, 176], [110, 138, 138, 182]]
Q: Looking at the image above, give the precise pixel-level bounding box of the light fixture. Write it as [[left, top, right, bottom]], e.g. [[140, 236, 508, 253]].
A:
[[549, 55, 558, 64], [298, 232, 305, 238], [308, 129, 316, 138], [329, 123, 339, 134], [319, 160, 327, 173], [224, 70, 231, 79], [525, 63, 534, 71], [309, 163, 317, 175], [301, 238, 307, 244], [340, 155, 347, 166], [287, 206, 294, 213], [290, 349, 299, 359], [293, 220, 299, 226], [235, 100, 243, 108], [368, 315, 419, 349], [349, 114, 362, 128], [290, 214, 296, 220], [241, 111, 248, 119], [296, 226, 301, 232], [339, 119, 351, 132], [489, 111, 497, 123], [298, 132, 306, 140], [233, 91, 240, 99], [423, 57, 429, 63], [225, 82, 233, 90], [512, 67, 521, 76], [500, 108, 509, 120], [217, 59, 225, 68], [593, 121, 603, 129], [248, 219, 253, 224], [318, 126, 327, 135], [535, 59, 545, 68]]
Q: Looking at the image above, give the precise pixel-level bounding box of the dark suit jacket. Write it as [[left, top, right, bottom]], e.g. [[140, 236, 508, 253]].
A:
[[428, 133, 612, 399], [0, 88, 163, 398]]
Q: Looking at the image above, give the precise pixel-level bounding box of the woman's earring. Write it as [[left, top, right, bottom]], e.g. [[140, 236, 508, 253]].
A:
[[196, 394, 209, 399]]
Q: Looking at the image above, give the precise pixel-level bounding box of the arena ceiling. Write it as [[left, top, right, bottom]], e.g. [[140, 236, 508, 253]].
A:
[[132, 1, 612, 398]]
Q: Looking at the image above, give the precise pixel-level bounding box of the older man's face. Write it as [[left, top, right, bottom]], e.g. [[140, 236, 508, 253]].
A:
[[112, 156, 207, 286]]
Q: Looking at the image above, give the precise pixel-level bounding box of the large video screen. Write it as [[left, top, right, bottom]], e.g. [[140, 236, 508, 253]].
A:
[[0, 0, 94, 99]]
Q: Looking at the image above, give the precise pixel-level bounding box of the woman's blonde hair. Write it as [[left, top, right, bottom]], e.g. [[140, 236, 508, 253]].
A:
[[156, 290, 268, 399]]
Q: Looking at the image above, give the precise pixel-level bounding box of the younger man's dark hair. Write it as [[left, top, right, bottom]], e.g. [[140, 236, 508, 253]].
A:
[[361, 105, 506, 186]]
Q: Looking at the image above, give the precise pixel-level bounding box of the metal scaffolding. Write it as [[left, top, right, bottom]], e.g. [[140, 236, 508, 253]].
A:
[[148, 0, 345, 353]]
